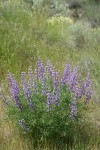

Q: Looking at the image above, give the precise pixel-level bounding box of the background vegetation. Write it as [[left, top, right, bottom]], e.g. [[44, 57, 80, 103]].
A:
[[0, 0, 100, 149]]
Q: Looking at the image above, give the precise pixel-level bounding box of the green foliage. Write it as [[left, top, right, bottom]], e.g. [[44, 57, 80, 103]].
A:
[[7, 83, 82, 149]]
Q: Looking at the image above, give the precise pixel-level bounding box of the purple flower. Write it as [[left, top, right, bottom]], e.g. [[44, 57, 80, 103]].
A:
[[69, 66, 78, 90], [81, 82, 86, 96], [21, 72, 34, 108], [41, 78, 47, 95], [70, 100, 77, 118], [21, 72, 31, 98], [46, 92, 54, 111], [28, 66, 38, 93], [54, 88, 61, 106], [53, 71, 60, 91], [86, 89, 93, 102], [61, 63, 70, 84], [28, 66, 34, 89], [73, 85, 81, 99], [8, 73, 22, 109]]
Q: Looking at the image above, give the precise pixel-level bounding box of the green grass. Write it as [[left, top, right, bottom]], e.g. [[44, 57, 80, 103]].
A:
[[0, 0, 100, 149]]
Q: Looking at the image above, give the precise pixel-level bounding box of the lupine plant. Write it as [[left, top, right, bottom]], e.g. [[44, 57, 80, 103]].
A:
[[2, 59, 92, 149]]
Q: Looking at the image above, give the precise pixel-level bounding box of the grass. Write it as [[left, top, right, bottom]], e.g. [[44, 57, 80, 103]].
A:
[[0, 0, 100, 149]]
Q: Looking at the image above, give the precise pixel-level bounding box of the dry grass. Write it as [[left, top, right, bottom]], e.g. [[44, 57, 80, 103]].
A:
[[0, 100, 31, 150]]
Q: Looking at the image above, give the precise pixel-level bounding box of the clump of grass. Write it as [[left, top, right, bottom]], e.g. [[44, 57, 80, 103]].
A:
[[0, 98, 32, 150]]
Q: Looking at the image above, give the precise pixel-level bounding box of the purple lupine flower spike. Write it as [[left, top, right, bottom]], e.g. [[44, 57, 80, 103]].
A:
[[46, 92, 54, 111], [81, 82, 86, 96], [33, 68, 39, 93], [53, 71, 59, 91], [41, 78, 47, 95], [28, 66, 38, 93], [69, 66, 78, 90], [37, 60, 47, 94], [61, 63, 70, 84], [73, 85, 80, 99], [86, 89, 93, 103], [54, 88, 61, 106], [8, 73, 22, 109], [21, 72, 34, 108], [70, 100, 77, 118], [21, 72, 31, 98]]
